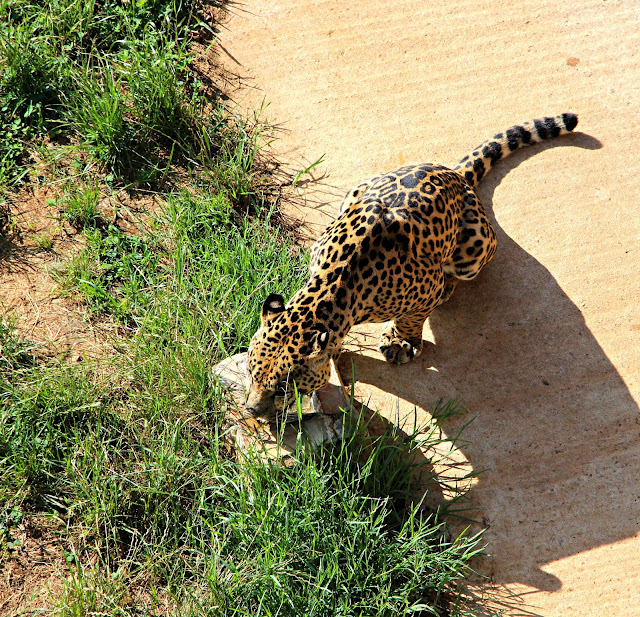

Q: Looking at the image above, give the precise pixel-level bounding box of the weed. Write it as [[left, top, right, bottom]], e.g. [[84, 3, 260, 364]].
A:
[[62, 67, 137, 176], [292, 153, 326, 187], [56, 182, 102, 230], [0, 504, 24, 550], [35, 232, 55, 251], [0, 100, 35, 185], [55, 223, 161, 322]]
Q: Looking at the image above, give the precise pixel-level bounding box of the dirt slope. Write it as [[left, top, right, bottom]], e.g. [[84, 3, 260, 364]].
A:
[[219, 1, 640, 614]]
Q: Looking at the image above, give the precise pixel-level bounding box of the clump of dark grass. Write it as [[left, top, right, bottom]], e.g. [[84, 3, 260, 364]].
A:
[[0, 0, 230, 186]]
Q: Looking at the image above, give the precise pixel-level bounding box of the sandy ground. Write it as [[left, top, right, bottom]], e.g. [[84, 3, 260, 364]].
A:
[[218, 1, 640, 615]]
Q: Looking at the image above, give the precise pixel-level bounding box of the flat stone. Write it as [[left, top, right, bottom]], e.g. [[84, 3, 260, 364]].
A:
[[212, 353, 352, 462]]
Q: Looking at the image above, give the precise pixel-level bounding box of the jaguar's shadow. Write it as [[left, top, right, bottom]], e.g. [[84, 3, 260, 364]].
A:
[[339, 133, 640, 594]]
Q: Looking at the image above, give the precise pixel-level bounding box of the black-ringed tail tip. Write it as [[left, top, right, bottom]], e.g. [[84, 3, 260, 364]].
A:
[[454, 113, 578, 188]]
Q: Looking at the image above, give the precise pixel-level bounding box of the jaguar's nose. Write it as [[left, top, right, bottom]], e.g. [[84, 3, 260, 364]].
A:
[[245, 405, 263, 417], [244, 390, 273, 417]]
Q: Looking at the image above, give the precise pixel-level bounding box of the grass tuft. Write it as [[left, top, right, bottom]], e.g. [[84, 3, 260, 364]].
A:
[[0, 0, 232, 187], [55, 181, 102, 229]]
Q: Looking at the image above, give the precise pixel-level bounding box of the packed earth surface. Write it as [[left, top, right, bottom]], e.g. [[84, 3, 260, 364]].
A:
[[218, 1, 640, 615]]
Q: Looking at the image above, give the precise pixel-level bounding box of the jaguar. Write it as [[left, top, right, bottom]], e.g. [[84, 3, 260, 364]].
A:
[[245, 113, 578, 421]]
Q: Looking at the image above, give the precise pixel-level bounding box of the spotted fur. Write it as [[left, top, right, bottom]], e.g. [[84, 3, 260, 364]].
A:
[[245, 113, 578, 421]]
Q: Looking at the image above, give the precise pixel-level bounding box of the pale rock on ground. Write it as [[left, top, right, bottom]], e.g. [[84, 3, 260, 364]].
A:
[[217, 1, 640, 615], [213, 353, 352, 460]]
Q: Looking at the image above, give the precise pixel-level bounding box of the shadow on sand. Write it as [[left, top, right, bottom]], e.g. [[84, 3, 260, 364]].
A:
[[336, 132, 640, 598]]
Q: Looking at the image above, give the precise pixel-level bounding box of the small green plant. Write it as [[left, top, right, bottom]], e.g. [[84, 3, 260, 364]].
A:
[[35, 232, 55, 251], [292, 153, 326, 187], [0, 505, 24, 552], [56, 182, 102, 229], [0, 102, 34, 184], [55, 223, 160, 322]]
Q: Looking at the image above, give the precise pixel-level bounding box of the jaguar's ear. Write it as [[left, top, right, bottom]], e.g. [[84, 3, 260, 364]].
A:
[[261, 293, 286, 325], [308, 324, 335, 360]]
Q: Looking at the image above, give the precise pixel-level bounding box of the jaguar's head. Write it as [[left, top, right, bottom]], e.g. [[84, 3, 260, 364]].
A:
[[245, 294, 335, 422]]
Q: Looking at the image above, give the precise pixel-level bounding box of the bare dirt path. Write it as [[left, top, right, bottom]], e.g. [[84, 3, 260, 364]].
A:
[[219, 1, 640, 614]]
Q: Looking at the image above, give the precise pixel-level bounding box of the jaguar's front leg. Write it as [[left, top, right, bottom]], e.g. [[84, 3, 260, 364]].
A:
[[379, 311, 429, 364]]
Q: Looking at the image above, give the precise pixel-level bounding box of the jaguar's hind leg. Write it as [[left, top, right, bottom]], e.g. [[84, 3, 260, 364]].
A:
[[443, 189, 497, 284], [437, 274, 459, 306]]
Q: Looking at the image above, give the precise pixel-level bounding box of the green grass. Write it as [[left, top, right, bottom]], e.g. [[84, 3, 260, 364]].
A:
[[53, 181, 102, 229], [0, 1, 490, 615], [0, 0, 227, 187], [2, 319, 482, 616]]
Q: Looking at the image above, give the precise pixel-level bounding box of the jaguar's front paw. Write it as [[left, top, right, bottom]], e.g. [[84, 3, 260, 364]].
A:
[[378, 331, 423, 364]]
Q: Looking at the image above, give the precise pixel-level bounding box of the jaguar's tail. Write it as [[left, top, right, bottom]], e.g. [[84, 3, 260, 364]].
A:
[[454, 113, 578, 188]]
